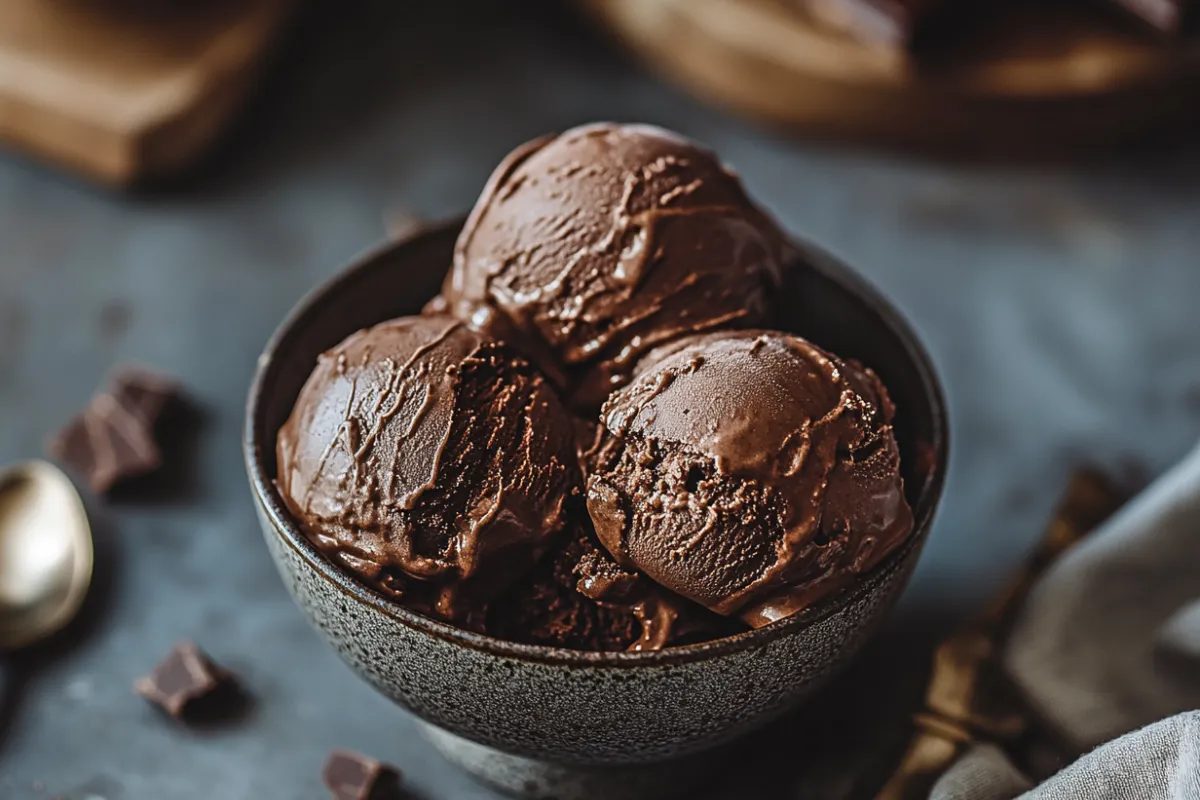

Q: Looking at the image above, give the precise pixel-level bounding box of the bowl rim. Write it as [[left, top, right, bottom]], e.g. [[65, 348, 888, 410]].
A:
[[243, 219, 949, 668]]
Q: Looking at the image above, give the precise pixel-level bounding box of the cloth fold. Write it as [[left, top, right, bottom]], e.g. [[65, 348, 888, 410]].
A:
[[929, 745, 1031, 800], [1006, 440, 1200, 750], [933, 440, 1200, 800], [933, 713, 1200, 800]]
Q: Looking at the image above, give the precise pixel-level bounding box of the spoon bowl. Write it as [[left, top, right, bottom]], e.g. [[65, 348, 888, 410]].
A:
[[0, 461, 94, 650]]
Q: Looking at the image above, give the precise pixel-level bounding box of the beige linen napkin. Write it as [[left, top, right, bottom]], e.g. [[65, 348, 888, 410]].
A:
[[930, 441, 1200, 800]]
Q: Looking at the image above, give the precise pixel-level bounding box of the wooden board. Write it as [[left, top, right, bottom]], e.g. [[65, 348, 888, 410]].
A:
[[0, 0, 291, 185], [584, 0, 1200, 155]]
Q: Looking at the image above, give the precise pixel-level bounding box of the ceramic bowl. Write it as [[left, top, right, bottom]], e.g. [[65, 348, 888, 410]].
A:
[[244, 220, 948, 800]]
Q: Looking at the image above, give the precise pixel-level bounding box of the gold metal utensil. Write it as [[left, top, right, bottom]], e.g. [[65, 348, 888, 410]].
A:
[[0, 461, 94, 650]]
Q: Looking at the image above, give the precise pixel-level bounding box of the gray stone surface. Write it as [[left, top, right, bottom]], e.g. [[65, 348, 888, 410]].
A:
[[0, 2, 1198, 798]]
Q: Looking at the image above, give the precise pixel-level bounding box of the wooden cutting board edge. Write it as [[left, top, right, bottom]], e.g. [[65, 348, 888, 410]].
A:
[[0, 0, 292, 186]]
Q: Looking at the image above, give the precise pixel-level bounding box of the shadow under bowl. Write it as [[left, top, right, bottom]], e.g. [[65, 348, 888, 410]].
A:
[[244, 219, 948, 799]]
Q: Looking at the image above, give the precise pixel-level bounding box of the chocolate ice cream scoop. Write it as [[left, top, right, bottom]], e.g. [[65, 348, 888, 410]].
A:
[[276, 315, 579, 627], [573, 530, 746, 651], [436, 123, 790, 410], [488, 513, 743, 652], [586, 330, 913, 628], [486, 523, 642, 652]]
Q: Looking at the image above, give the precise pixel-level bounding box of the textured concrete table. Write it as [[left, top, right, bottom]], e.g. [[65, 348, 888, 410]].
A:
[[1, 2, 1198, 798]]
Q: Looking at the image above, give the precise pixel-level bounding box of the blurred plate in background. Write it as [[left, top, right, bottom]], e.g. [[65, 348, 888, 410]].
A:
[[583, 0, 1200, 156]]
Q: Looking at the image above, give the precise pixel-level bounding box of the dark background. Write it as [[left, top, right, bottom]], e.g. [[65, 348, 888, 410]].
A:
[[1, 2, 1199, 797]]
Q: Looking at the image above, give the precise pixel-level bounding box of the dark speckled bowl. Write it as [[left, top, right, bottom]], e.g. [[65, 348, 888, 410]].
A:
[[244, 220, 947, 800]]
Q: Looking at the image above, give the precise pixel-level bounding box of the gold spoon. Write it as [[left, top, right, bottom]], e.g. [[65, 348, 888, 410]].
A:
[[0, 461, 94, 650]]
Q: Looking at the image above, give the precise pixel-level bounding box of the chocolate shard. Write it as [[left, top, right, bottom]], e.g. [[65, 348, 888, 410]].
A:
[[111, 367, 178, 423], [322, 750, 402, 800], [48, 366, 181, 494], [134, 641, 231, 719]]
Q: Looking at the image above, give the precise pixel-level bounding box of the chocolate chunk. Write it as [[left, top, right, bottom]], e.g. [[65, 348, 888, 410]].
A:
[[134, 641, 230, 718], [322, 750, 402, 800], [49, 366, 180, 494]]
